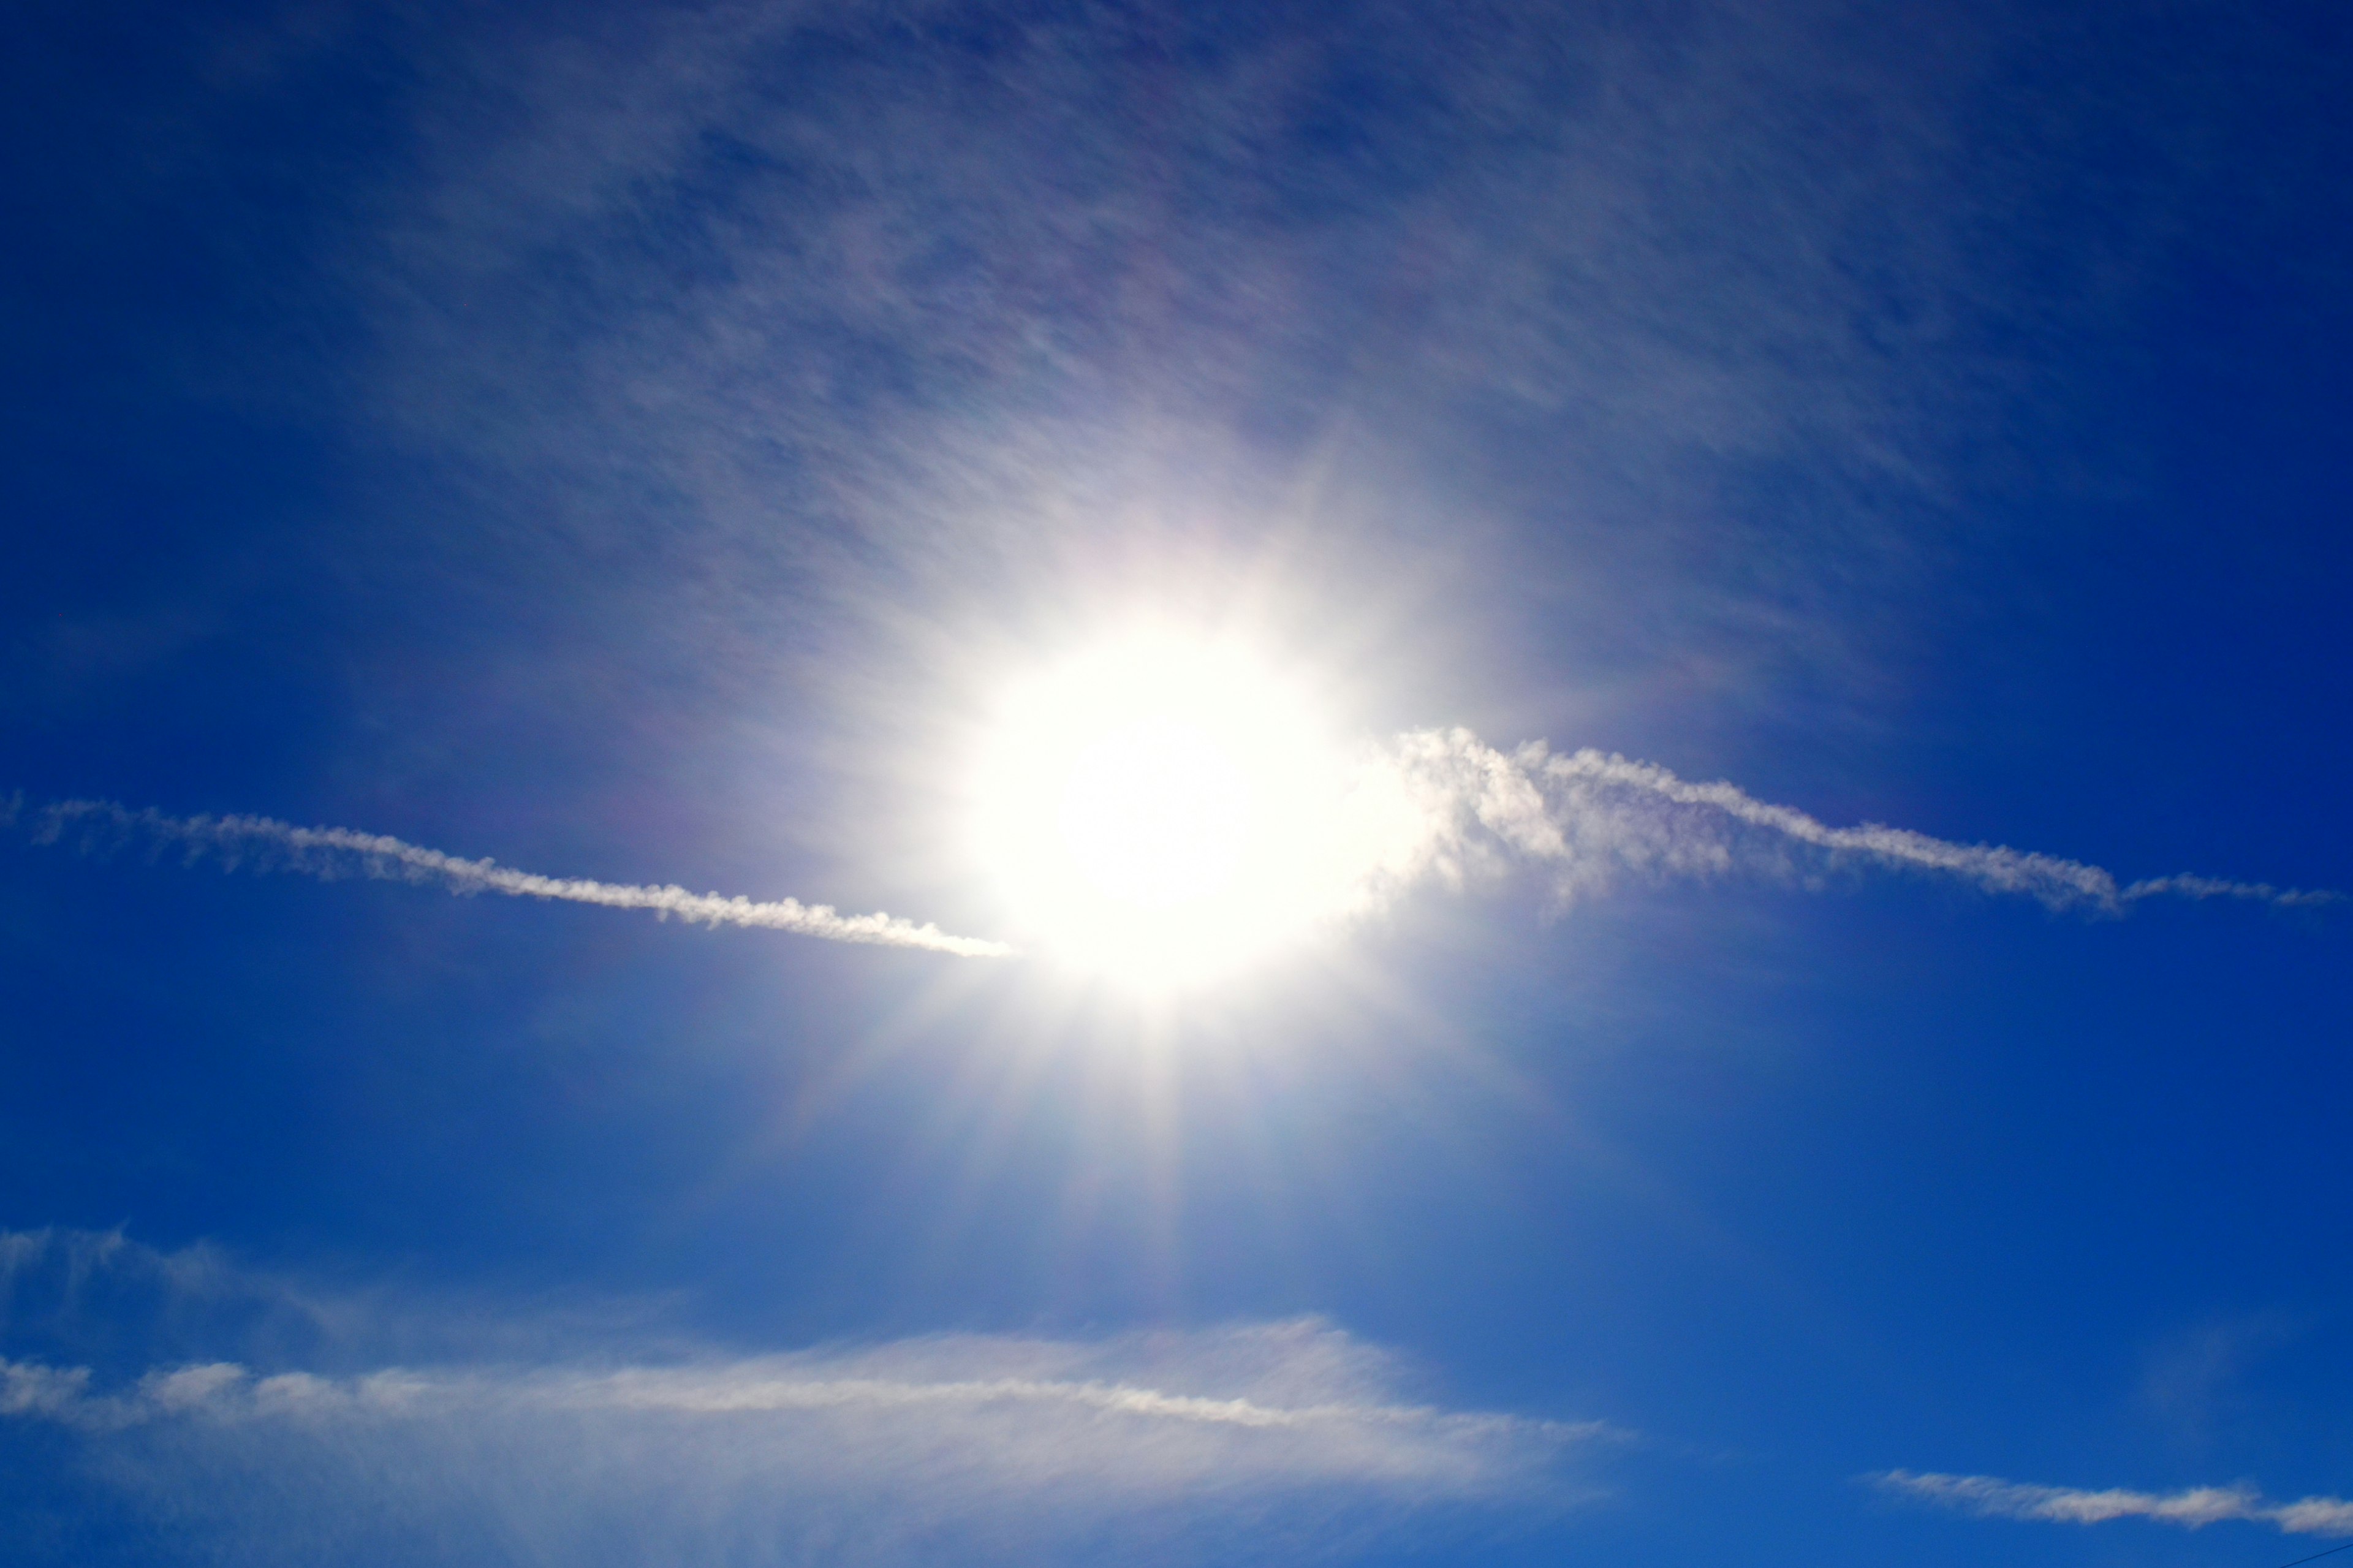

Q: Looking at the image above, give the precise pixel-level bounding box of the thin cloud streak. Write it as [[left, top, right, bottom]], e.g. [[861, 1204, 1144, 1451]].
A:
[[0, 1229, 1614, 1564], [1373, 729, 2335, 915], [0, 1349, 1603, 1454], [10, 723, 2330, 976], [0, 1348, 1604, 1564], [12, 797, 1011, 958], [1877, 1469, 2353, 1537]]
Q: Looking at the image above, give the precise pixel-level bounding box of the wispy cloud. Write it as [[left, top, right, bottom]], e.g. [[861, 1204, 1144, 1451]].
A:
[[2, 1339, 1604, 1463], [10, 797, 1011, 958], [1365, 729, 2335, 915], [0, 1230, 1612, 1567], [1877, 1469, 2353, 1537], [10, 727, 2328, 975], [313, 0, 2178, 747]]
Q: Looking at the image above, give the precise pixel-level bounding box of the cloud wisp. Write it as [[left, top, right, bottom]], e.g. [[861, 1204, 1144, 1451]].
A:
[[9, 727, 2330, 979], [0, 1343, 1601, 1564], [1, 1342, 1603, 1466], [1877, 1469, 2353, 1538], [9, 797, 1012, 958], [1366, 729, 2335, 917], [0, 1231, 1610, 1567]]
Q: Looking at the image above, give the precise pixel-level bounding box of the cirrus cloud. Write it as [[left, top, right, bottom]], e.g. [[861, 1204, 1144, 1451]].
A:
[[0, 1230, 1615, 1567], [1877, 1469, 2353, 1538]]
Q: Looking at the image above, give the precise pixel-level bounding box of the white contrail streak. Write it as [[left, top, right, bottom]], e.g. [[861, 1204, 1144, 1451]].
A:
[[13, 798, 1013, 958], [1376, 730, 2336, 915], [9, 733, 2328, 963]]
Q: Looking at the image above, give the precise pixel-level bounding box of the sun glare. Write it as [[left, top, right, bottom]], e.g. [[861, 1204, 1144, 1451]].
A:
[[969, 629, 1357, 988]]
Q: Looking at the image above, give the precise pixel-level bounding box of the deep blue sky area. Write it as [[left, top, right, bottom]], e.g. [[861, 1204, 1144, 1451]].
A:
[[4, 2, 2351, 1565]]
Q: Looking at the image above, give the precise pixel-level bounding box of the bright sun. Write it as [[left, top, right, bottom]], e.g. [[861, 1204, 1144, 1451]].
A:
[[969, 629, 1356, 987]]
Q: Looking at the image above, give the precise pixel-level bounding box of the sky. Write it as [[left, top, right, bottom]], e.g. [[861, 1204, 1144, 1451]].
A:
[[3, 1, 2352, 1563]]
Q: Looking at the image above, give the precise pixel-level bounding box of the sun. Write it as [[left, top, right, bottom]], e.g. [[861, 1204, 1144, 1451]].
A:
[[968, 629, 1357, 988]]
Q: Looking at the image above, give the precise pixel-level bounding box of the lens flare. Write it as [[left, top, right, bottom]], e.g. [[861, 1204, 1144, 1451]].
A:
[[969, 629, 1357, 987]]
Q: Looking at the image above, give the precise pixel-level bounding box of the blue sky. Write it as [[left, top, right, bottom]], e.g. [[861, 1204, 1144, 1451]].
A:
[[4, 1, 2352, 1562]]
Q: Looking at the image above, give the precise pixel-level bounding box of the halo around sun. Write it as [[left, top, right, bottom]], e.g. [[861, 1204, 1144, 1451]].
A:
[[967, 628, 1366, 988]]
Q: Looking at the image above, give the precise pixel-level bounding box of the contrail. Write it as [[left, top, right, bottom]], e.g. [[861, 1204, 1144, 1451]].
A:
[[9, 740, 2328, 962], [1373, 730, 2335, 915], [11, 798, 1013, 958]]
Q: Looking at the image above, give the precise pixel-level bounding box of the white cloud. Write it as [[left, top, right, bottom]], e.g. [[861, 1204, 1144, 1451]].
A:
[[1360, 728, 2334, 916], [1878, 1469, 2353, 1537], [0, 1230, 1615, 1566], [13, 722, 2329, 982], [0, 1331, 1608, 1564], [23, 798, 1011, 958], [3, 1330, 1607, 1482]]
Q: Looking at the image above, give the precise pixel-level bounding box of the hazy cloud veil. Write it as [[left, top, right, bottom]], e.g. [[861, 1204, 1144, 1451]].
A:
[[0, 1231, 1609, 1566], [324, 0, 2164, 740]]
